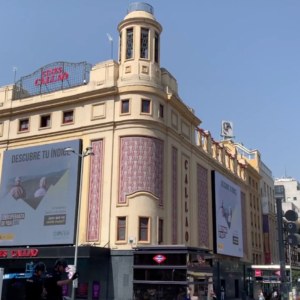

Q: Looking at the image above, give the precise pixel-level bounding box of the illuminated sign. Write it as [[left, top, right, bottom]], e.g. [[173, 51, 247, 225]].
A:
[[255, 270, 262, 276], [153, 254, 166, 264], [0, 248, 39, 258], [35, 67, 69, 86]]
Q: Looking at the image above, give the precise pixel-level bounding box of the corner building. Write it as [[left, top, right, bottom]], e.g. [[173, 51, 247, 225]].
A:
[[0, 3, 254, 300]]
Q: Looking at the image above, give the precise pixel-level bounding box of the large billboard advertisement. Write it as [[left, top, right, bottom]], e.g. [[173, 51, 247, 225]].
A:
[[0, 140, 81, 246], [212, 171, 243, 257]]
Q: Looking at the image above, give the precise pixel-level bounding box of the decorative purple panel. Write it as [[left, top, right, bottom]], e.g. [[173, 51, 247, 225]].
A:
[[197, 165, 209, 248], [172, 148, 178, 244], [119, 137, 164, 205], [87, 140, 103, 242], [241, 192, 248, 257]]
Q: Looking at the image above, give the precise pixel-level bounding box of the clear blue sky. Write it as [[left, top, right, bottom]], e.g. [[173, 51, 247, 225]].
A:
[[1, 1, 299, 179]]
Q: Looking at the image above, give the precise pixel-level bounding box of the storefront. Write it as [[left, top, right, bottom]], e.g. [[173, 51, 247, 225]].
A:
[[212, 259, 250, 300], [133, 246, 213, 300], [0, 246, 110, 299], [248, 265, 291, 299]]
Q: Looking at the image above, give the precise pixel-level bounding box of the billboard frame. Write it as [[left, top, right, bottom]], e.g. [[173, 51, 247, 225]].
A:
[[0, 139, 83, 248]]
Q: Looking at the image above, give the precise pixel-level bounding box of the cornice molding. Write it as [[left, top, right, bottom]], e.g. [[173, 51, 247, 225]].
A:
[[118, 85, 166, 99], [118, 18, 162, 33], [0, 86, 118, 118]]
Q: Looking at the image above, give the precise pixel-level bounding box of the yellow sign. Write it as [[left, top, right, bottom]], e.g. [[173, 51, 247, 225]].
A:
[[218, 243, 224, 250], [0, 234, 14, 241]]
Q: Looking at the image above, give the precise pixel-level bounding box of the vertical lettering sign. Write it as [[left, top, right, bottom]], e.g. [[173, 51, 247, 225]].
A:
[[183, 157, 190, 243]]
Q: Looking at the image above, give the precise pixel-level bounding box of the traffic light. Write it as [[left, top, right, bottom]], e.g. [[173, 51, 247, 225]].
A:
[[285, 210, 300, 246]]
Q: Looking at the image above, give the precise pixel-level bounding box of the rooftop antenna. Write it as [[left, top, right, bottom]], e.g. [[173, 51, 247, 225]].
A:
[[13, 67, 17, 83], [107, 33, 113, 60], [285, 165, 287, 178]]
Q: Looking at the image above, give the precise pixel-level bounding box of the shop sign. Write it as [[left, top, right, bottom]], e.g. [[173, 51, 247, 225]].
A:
[[0, 248, 38, 258], [275, 270, 280, 276], [153, 254, 166, 264], [255, 270, 262, 276]]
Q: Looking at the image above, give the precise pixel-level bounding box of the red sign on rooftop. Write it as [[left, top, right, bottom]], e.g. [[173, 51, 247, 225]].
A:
[[35, 67, 69, 86], [13, 61, 92, 101]]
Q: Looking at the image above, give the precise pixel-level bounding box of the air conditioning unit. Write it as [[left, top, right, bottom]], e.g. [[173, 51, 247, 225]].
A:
[[129, 237, 136, 245]]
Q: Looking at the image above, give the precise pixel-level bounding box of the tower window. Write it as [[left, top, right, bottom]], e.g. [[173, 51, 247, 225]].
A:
[[119, 32, 122, 62], [155, 32, 159, 63], [141, 99, 151, 114], [121, 99, 130, 114], [126, 28, 133, 59], [159, 104, 164, 118], [140, 28, 149, 59]]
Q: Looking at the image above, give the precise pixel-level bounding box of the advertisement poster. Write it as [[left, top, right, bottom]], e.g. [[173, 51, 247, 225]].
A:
[[76, 283, 88, 299], [93, 281, 100, 299], [213, 171, 243, 257], [0, 140, 81, 246], [62, 285, 68, 296]]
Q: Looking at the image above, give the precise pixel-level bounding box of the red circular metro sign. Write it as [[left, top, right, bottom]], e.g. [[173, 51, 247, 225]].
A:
[[153, 254, 166, 264]]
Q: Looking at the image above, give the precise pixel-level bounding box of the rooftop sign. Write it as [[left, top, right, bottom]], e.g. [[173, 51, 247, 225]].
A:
[[13, 61, 92, 100]]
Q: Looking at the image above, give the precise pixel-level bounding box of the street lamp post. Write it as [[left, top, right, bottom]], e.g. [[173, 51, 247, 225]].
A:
[[65, 146, 94, 300]]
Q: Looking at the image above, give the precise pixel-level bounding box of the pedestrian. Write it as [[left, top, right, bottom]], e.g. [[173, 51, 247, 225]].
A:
[[221, 286, 225, 300], [25, 262, 47, 300], [44, 258, 79, 300], [258, 289, 265, 300]]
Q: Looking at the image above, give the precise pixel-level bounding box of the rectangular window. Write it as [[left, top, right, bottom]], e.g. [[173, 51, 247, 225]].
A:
[[63, 111, 74, 124], [155, 32, 159, 63], [294, 197, 297, 201], [158, 219, 163, 243], [19, 119, 29, 132], [159, 104, 164, 118], [40, 115, 51, 128], [126, 28, 133, 59], [139, 217, 149, 241], [121, 99, 130, 114], [141, 99, 151, 114], [117, 217, 126, 241], [140, 28, 149, 59]]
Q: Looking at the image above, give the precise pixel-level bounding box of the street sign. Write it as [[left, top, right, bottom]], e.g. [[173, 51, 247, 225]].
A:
[[153, 255, 166, 264], [285, 210, 298, 222]]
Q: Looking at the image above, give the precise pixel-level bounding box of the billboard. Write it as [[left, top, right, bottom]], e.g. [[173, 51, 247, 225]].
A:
[[221, 121, 234, 139], [0, 140, 81, 246], [212, 171, 243, 257]]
